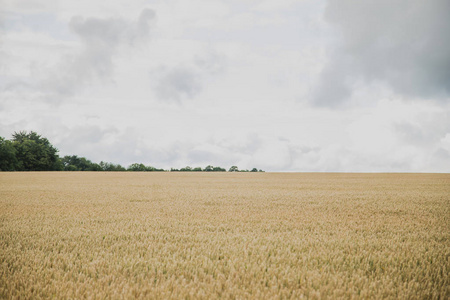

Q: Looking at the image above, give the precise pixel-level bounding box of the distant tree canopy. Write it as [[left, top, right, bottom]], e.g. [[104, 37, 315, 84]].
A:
[[0, 131, 265, 172], [62, 155, 102, 171], [0, 137, 18, 171], [128, 163, 164, 172], [8, 131, 62, 171], [229, 166, 239, 172], [169, 165, 262, 172], [99, 161, 126, 172]]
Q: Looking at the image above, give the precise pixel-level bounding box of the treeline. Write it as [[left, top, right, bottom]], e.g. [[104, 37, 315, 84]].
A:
[[170, 166, 263, 172], [0, 131, 264, 172]]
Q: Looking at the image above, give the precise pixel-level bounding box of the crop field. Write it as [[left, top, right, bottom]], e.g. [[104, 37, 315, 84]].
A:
[[0, 172, 449, 299]]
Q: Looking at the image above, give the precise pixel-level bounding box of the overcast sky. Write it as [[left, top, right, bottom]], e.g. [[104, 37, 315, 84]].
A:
[[1, 0, 449, 172]]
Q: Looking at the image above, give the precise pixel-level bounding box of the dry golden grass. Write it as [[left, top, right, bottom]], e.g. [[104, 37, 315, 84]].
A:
[[0, 172, 449, 299]]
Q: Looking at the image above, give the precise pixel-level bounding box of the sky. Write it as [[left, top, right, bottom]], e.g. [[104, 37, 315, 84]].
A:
[[1, 0, 449, 172]]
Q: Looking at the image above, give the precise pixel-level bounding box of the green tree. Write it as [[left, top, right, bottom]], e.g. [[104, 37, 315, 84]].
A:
[[0, 137, 18, 171], [204, 165, 214, 172], [66, 164, 78, 171], [89, 163, 102, 171], [229, 166, 239, 172], [128, 163, 147, 171], [146, 166, 164, 171], [62, 155, 97, 171], [12, 131, 62, 171], [213, 166, 226, 172], [99, 161, 125, 171]]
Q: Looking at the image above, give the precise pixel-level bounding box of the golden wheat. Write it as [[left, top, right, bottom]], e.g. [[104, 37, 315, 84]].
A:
[[0, 172, 449, 299]]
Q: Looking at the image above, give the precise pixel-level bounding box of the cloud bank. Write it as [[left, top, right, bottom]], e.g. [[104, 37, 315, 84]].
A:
[[313, 0, 450, 106], [41, 8, 155, 99]]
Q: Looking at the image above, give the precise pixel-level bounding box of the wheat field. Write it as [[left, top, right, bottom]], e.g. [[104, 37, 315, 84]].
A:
[[0, 172, 449, 299]]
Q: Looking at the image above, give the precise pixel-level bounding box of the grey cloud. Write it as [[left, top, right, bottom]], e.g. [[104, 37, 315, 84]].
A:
[[393, 110, 450, 147], [153, 67, 201, 102], [57, 126, 197, 168], [187, 149, 229, 166], [137, 9, 156, 37], [312, 59, 353, 107], [285, 143, 322, 171], [0, 118, 30, 140], [431, 148, 450, 171], [62, 125, 118, 146], [57, 125, 134, 162], [216, 134, 263, 155], [41, 8, 156, 100], [186, 136, 262, 167], [393, 123, 431, 147], [0, 10, 6, 72], [194, 49, 227, 75], [70, 8, 155, 48], [313, 0, 450, 106], [152, 48, 226, 103], [0, 7, 5, 30], [0, 81, 36, 109], [2, 81, 34, 93], [70, 16, 127, 46], [68, 17, 127, 80]]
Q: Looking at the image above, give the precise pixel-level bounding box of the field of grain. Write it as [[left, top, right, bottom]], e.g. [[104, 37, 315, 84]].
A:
[[0, 172, 449, 298]]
